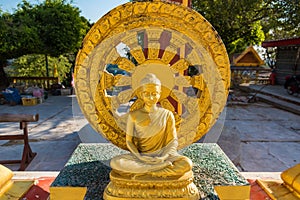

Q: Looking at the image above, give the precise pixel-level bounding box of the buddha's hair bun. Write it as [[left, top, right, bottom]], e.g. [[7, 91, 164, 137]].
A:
[[140, 73, 161, 86]]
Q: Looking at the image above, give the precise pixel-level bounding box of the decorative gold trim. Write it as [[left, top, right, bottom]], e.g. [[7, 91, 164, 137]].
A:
[[103, 171, 199, 200], [74, 1, 230, 150]]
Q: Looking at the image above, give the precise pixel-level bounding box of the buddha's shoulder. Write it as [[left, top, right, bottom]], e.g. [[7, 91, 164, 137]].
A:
[[129, 109, 143, 115], [128, 110, 143, 120], [129, 107, 173, 119], [157, 107, 172, 113], [156, 107, 174, 119]]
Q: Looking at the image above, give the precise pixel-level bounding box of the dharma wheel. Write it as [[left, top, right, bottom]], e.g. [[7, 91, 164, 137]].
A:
[[74, 0, 230, 150]]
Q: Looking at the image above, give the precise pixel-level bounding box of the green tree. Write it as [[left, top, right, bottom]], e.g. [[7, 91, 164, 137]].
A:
[[30, 0, 89, 56], [261, 0, 300, 40], [192, 0, 300, 53], [19, 0, 89, 76], [131, 0, 299, 54], [128, 0, 266, 54], [6, 54, 72, 82], [0, 0, 89, 89], [192, 0, 266, 54], [0, 7, 39, 89], [0, 4, 40, 61]]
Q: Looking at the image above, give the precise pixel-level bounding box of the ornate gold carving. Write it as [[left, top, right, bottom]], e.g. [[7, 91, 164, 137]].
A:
[[117, 89, 134, 104], [99, 71, 114, 89], [81, 40, 94, 55], [147, 2, 162, 13], [108, 10, 121, 26], [161, 49, 176, 64], [105, 48, 120, 65], [104, 171, 199, 200], [130, 98, 144, 112], [114, 75, 131, 87], [99, 18, 110, 34], [175, 76, 191, 87], [89, 29, 102, 45], [147, 46, 160, 60], [74, 1, 230, 150], [130, 48, 146, 64], [114, 57, 136, 73], [171, 59, 190, 72], [171, 90, 187, 104], [147, 28, 164, 42], [133, 2, 148, 15], [191, 74, 205, 91], [160, 98, 175, 112]]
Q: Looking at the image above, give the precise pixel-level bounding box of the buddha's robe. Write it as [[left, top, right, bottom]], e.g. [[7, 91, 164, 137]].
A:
[[110, 107, 192, 176]]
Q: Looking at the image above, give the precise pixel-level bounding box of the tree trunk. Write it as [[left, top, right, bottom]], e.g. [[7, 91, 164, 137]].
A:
[[0, 60, 9, 91], [45, 54, 50, 88], [45, 54, 49, 77]]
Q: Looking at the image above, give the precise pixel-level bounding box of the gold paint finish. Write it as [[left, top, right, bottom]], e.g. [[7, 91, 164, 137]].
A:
[[50, 187, 87, 200], [104, 171, 199, 200], [109, 75, 194, 181], [74, 1, 230, 150], [257, 164, 300, 200], [281, 163, 300, 198]]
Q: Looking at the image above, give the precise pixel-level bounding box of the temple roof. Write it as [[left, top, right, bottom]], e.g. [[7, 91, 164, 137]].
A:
[[232, 46, 264, 67], [262, 37, 300, 47]]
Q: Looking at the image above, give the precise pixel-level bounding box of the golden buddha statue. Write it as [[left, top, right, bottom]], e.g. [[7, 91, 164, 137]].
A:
[[74, 1, 230, 199], [110, 73, 193, 179], [104, 73, 199, 200]]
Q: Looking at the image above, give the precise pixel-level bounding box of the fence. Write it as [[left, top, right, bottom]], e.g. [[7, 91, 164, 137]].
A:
[[231, 67, 272, 87], [8, 77, 59, 90]]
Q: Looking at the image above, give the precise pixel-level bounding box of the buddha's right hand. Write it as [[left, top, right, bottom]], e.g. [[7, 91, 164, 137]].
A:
[[139, 155, 163, 164]]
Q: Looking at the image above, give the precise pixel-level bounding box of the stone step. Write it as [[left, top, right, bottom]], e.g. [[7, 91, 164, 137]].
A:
[[255, 93, 300, 115], [238, 85, 300, 115]]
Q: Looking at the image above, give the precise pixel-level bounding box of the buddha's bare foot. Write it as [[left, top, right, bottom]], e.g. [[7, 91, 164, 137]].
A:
[[131, 173, 148, 180]]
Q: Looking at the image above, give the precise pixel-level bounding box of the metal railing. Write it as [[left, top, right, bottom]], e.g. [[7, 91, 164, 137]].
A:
[[8, 77, 59, 90], [231, 67, 272, 87]]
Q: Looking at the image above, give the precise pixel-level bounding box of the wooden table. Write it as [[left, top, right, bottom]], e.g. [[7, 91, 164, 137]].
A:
[[0, 113, 39, 170]]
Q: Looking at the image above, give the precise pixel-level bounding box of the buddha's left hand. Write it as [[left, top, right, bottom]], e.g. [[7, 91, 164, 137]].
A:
[[150, 155, 171, 164], [139, 156, 166, 164]]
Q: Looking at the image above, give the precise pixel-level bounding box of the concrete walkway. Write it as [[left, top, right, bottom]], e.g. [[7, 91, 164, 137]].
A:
[[239, 84, 300, 115], [0, 95, 82, 171], [248, 84, 300, 105], [217, 84, 300, 172], [216, 102, 300, 172], [0, 85, 299, 173]]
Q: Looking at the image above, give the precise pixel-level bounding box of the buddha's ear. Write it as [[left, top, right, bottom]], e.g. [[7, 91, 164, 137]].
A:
[[157, 86, 162, 94], [130, 99, 144, 112], [134, 86, 143, 99]]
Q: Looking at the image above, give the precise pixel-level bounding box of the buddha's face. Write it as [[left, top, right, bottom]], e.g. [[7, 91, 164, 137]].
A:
[[141, 84, 161, 106]]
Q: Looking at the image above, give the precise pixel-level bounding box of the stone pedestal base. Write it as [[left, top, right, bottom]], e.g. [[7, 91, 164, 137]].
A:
[[104, 171, 199, 200], [51, 143, 250, 200], [0, 165, 34, 199]]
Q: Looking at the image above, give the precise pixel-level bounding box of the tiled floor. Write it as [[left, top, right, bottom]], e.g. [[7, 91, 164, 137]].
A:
[[10, 177, 275, 200], [248, 179, 272, 200], [21, 177, 56, 200]]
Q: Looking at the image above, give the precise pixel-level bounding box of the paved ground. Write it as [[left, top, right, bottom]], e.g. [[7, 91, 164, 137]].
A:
[[0, 85, 299, 173], [217, 84, 300, 172], [248, 84, 300, 104], [217, 102, 300, 172], [0, 95, 82, 171]]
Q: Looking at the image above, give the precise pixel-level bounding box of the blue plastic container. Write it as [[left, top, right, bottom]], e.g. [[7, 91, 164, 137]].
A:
[[2, 88, 22, 104]]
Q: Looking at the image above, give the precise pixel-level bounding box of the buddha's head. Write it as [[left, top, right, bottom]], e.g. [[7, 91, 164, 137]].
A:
[[140, 73, 161, 106]]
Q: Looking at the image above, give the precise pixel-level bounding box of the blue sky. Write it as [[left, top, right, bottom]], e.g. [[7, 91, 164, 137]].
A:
[[0, 0, 129, 22]]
